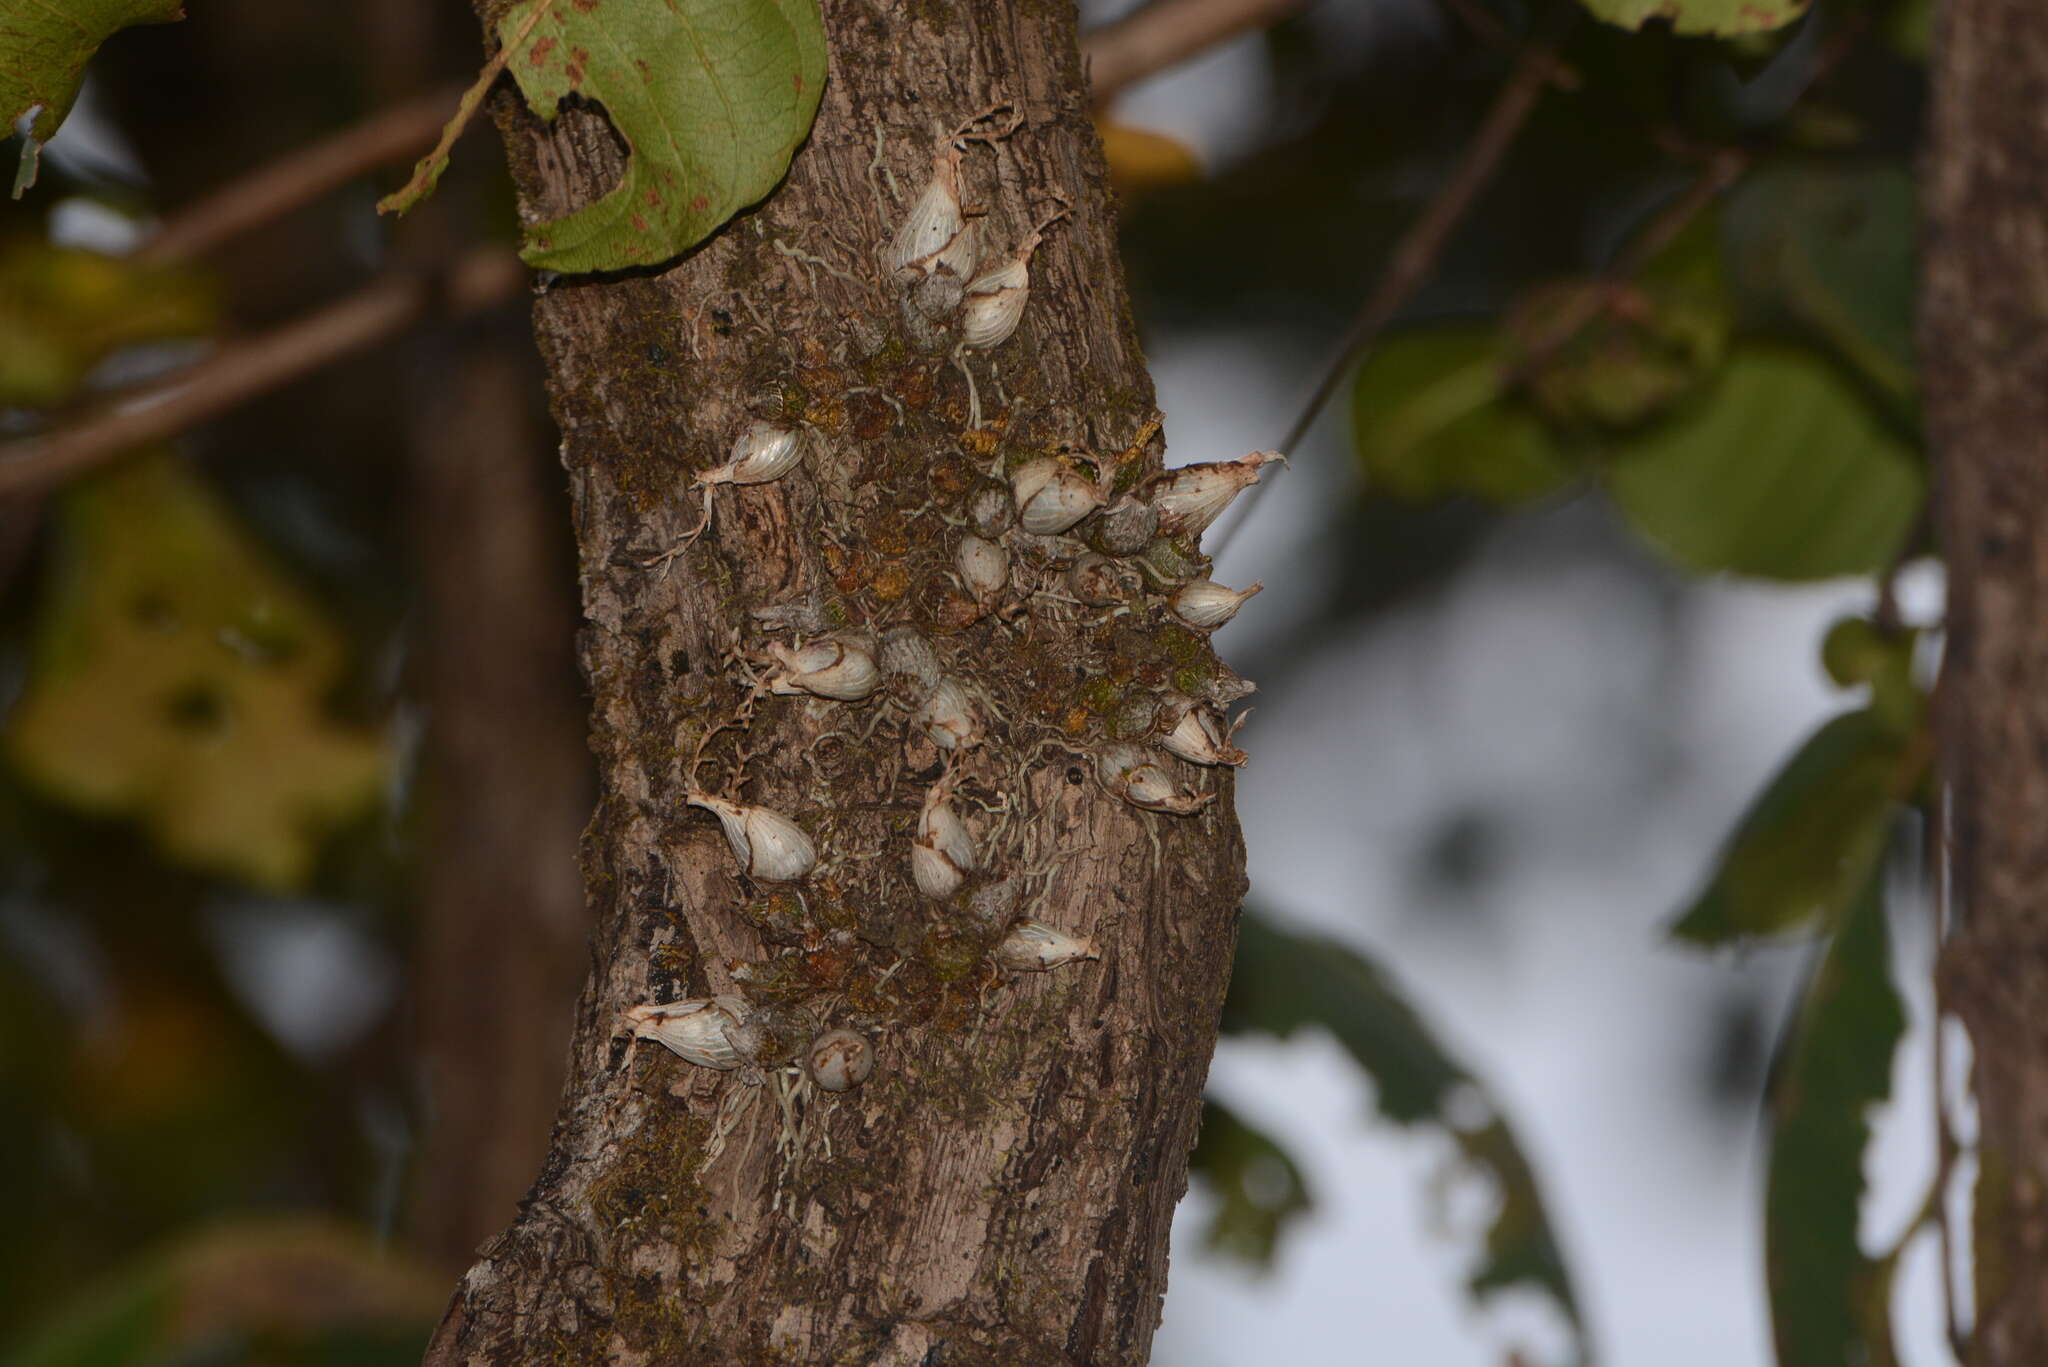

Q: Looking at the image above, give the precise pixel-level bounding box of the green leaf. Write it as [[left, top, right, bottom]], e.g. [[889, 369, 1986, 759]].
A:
[[1225, 914, 1585, 1344], [1603, 344, 1923, 580], [0, 1217, 441, 1367], [0, 0, 184, 195], [1352, 328, 1579, 506], [1578, 0, 1810, 37], [1188, 1098, 1314, 1268], [1672, 708, 1923, 945], [6, 455, 387, 891], [0, 238, 214, 407], [496, 0, 827, 273], [1723, 165, 1917, 400], [1765, 875, 1905, 1367]]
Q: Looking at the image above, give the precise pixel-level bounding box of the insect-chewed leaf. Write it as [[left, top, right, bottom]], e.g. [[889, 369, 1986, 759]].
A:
[[1671, 707, 1922, 946], [1578, 0, 1810, 37], [0, 0, 185, 195], [1224, 913, 1585, 1348], [1188, 1098, 1313, 1268], [1765, 875, 1905, 1367], [494, 0, 826, 273]]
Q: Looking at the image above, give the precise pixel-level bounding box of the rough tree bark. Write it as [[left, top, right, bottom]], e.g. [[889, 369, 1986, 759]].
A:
[[1924, 1, 2048, 1363], [423, 2, 1250, 1363]]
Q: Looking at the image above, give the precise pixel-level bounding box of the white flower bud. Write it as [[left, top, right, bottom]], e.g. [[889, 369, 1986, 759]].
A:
[[960, 257, 1029, 350], [959, 202, 1066, 350], [767, 635, 881, 701], [1170, 578, 1262, 630], [686, 792, 817, 881], [621, 995, 748, 1070], [995, 920, 1100, 973], [955, 534, 1009, 604], [1147, 451, 1284, 539], [887, 146, 977, 283], [806, 1028, 876, 1092], [1011, 458, 1106, 535], [912, 676, 982, 750], [1158, 701, 1248, 768], [699, 420, 806, 487], [911, 784, 976, 899], [1096, 743, 1216, 816]]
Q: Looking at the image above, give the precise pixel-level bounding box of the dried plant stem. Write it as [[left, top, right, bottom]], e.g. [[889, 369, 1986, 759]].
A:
[[137, 82, 466, 264], [377, 0, 560, 217], [0, 250, 525, 494]]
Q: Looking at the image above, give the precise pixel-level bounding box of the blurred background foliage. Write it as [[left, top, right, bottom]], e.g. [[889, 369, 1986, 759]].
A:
[[0, 0, 1946, 1363]]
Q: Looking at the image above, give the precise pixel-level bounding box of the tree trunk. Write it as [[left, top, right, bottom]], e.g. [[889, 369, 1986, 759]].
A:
[[1924, 2, 2048, 1363], [422, 2, 1249, 1363], [406, 327, 591, 1274]]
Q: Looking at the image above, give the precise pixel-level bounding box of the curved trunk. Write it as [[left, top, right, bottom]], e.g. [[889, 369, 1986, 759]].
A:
[[1925, 0, 2048, 1362], [423, 2, 1249, 1363]]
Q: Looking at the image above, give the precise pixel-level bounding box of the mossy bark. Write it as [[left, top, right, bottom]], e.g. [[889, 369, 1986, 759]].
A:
[[421, 2, 1248, 1364], [1924, 1, 2048, 1362]]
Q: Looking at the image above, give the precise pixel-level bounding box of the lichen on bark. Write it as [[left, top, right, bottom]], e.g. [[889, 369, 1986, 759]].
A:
[[425, 2, 1249, 1364]]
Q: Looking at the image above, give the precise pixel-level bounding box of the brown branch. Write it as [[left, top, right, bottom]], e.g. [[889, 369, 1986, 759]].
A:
[[136, 82, 467, 264], [1083, 0, 1306, 104], [0, 250, 526, 494]]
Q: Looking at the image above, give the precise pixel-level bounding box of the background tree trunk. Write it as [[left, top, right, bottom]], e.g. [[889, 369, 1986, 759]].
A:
[[423, 2, 1249, 1362], [1924, 2, 2048, 1363]]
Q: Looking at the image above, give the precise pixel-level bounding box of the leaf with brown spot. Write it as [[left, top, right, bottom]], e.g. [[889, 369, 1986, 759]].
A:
[[496, 0, 827, 273], [0, 0, 183, 195]]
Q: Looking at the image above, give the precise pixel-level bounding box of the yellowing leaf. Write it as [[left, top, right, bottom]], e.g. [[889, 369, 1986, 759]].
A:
[[0, 238, 213, 406], [1096, 119, 1202, 192], [497, 0, 827, 273], [1578, 0, 1810, 37], [0, 0, 184, 194], [7, 455, 386, 891]]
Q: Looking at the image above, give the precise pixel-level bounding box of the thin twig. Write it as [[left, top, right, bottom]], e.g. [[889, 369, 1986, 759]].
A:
[[137, 82, 467, 264], [0, 250, 526, 495], [1084, 0, 1306, 104], [1206, 24, 1570, 559]]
